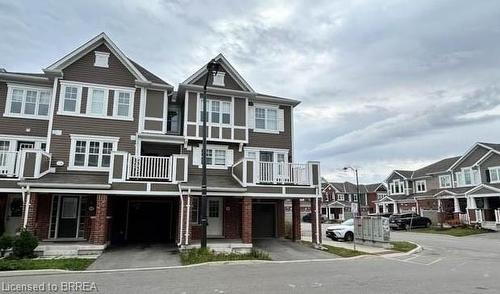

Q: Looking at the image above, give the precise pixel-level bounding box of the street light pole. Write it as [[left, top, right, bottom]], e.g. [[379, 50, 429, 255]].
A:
[[201, 59, 220, 249], [344, 166, 361, 251]]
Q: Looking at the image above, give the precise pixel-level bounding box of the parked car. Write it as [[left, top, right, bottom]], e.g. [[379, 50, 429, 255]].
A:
[[325, 219, 354, 241], [369, 213, 392, 218], [389, 213, 431, 230], [302, 213, 327, 223]]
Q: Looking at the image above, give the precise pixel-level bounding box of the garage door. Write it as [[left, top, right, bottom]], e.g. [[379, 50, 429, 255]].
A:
[[127, 201, 174, 243], [252, 203, 276, 238]]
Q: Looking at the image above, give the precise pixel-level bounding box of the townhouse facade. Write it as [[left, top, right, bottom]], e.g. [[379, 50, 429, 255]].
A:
[[0, 33, 322, 255], [321, 181, 387, 221], [376, 142, 500, 230]]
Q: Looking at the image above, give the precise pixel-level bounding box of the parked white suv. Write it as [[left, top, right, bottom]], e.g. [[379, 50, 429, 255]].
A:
[[325, 219, 354, 241]]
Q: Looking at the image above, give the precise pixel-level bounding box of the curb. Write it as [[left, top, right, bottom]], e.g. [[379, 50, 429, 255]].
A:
[[383, 241, 423, 258], [0, 255, 374, 278]]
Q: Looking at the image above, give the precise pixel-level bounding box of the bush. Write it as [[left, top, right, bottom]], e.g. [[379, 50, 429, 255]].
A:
[[12, 230, 38, 258], [0, 235, 14, 257]]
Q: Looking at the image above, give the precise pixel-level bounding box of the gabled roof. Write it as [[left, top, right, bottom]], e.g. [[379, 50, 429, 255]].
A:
[[480, 142, 500, 152], [182, 53, 254, 92], [465, 184, 500, 196], [447, 142, 494, 171], [412, 156, 460, 178], [364, 183, 387, 192], [395, 170, 414, 179], [43, 32, 171, 87]]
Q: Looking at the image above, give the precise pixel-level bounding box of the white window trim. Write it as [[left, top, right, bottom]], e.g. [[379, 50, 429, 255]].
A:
[[338, 194, 344, 201], [456, 167, 480, 187], [113, 90, 135, 119], [4, 83, 52, 120], [198, 98, 232, 126], [439, 174, 452, 188], [253, 104, 279, 134], [196, 144, 231, 170], [212, 71, 225, 87], [415, 180, 427, 193], [389, 179, 405, 195], [94, 51, 110, 68], [244, 147, 289, 163], [68, 134, 119, 172], [86, 86, 109, 117], [57, 81, 135, 121], [488, 166, 500, 183]]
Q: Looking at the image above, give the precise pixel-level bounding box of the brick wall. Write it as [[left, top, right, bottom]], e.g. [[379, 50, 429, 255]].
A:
[[276, 199, 285, 238], [223, 197, 241, 239], [291, 198, 301, 241], [89, 194, 108, 245], [35, 195, 51, 240], [25, 193, 38, 234], [242, 197, 252, 243]]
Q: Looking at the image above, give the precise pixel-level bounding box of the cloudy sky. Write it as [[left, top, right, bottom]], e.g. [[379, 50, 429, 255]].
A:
[[2, 0, 500, 184]]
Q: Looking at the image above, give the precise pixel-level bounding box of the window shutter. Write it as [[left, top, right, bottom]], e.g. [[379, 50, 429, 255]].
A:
[[486, 169, 491, 183], [247, 106, 255, 129], [278, 108, 285, 132], [192, 147, 201, 166], [226, 149, 234, 166]]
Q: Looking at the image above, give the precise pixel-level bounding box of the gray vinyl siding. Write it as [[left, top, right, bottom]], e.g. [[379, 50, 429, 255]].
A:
[[480, 153, 500, 184], [248, 104, 293, 158], [0, 82, 50, 137], [454, 146, 489, 170], [192, 68, 245, 92], [387, 172, 405, 183]]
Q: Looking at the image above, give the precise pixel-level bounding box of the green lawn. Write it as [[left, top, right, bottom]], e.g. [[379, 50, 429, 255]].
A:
[[0, 258, 95, 271], [180, 248, 271, 265], [300, 241, 367, 258], [412, 227, 491, 237], [390, 241, 417, 252]]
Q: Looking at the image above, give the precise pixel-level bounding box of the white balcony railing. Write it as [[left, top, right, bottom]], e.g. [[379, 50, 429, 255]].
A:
[[258, 162, 310, 185], [0, 151, 19, 177], [127, 155, 171, 180], [459, 213, 470, 224]]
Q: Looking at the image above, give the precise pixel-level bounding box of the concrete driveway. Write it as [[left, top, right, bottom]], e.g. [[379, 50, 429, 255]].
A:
[[253, 239, 335, 260], [88, 243, 181, 270]]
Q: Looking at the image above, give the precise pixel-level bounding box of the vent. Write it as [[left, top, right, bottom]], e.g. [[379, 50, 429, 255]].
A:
[[212, 71, 225, 86], [94, 51, 110, 68]]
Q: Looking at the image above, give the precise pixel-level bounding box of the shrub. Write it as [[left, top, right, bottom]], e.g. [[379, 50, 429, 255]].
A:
[[0, 235, 14, 257], [12, 230, 38, 258]]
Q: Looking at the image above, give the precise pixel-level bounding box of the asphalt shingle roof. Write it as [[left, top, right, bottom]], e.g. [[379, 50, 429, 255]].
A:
[[412, 156, 461, 178]]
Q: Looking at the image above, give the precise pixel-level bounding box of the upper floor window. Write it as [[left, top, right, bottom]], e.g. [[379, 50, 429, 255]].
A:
[[488, 167, 500, 183], [61, 85, 82, 113], [455, 167, 479, 187], [415, 180, 426, 193], [353, 194, 358, 201], [255, 107, 277, 131], [338, 194, 344, 201], [389, 179, 405, 195], [192, 144, 233, 169], [87, 87, 108, 116], [439, 175, 452, 188], [114, 91, 133, 118], [5, 84, 52, 119], [200, 99, 231, 125], [69, 135, 119, 171]]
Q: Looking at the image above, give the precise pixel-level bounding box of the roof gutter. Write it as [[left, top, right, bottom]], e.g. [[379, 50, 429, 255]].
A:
[[18, 182, 111, 189], [135, 80, 173, 90], [0, 72, 50, 83]]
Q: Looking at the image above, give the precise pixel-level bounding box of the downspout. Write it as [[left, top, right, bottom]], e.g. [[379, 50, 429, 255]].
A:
[[185, 188, 191, 246], [315, 196, 320, 245], [45, 77, 59, 152], [22, 186, 31, 229], [177, 185, 184, 247]]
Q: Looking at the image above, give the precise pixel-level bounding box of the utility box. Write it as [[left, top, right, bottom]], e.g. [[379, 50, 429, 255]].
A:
[[354, 216, 391, 248]]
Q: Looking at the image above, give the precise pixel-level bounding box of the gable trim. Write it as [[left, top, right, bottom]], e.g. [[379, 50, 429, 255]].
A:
[[44, 33, 147, 82], [473, 149, 500, 167], [465, 184, 500, 196], [325, 200, 347, 207], [448, 142, 492, 171]]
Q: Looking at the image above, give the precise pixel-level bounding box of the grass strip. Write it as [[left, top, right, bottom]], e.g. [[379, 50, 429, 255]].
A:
[[0, 258, 95, 271], [180, 248, 271, 265]]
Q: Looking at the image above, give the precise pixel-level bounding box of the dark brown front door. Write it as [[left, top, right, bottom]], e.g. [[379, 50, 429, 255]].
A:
[[57, 196, 80, 238]]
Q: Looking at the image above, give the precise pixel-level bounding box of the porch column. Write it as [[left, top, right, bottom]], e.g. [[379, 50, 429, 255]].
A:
[[375, 204, 380, 214], [23, 192, 38, 233], [453, 197, 461, 213], [89, 195, 109, 245], [468, 197, 477, 223], [241, 197, 252, 244], [393, 202, 398, 214], [310, 197, 322, 246], [383, 203, 388, 213], [291, 198, 301, 241], [484, 197, 490, 209]]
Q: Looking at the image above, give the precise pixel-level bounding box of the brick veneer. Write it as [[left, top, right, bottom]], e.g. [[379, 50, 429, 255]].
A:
[[242, 197, 252, 243], [0, 195, 7, 234], [468, 209, 477, 222], [291, 199, 301, 241], [25, 193, 38, 234], [35, 195, 51, 239], [310, 197, 322, 245], [276, 199, 285, 238], [223, 197, 241, 239], [89, 194, 108, 245]]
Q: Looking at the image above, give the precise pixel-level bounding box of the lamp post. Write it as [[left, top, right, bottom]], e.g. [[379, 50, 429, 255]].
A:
[[201, 59, 221, 248], [344, 166, 360, 251]]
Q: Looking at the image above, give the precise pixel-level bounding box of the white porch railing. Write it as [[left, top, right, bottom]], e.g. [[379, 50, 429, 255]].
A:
[[127, 155, 171, 180], [475, 209, 484, 223], [495, 209, 500, 224], [0, 151, 19, 177], [258, 162, 309, 185], [459, 213, 470, 224]]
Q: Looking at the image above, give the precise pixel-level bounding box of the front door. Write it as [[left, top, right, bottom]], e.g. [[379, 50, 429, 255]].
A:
[[4, 195, 23, 235], [57, 196, 80, 238], [207, 198, 223, 237]]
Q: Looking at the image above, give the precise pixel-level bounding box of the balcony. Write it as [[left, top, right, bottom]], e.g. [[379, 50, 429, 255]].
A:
[[109, 152, 188, 183], [0, 151, 20, 177], [232, 159, 320, 187], [0, 150, 52, 179]]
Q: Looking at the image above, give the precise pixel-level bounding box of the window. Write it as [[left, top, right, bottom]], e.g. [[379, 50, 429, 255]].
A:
[[439, 175, 452, 188], [191, 197, 200, 223], [200, 99, 231, 125], [488, 167, 500, 183], [5, 85, 52, 118], [87, 88, 108, 116], [62, 85, 80, 113], [167, 106, 180, 134], [212, 72, 225, 86], [69, 135, 118, 170], [204, 149, 225, 166], [390, 180, 405, 195], [338, 194, 344, 201], [415, 180, 426, 193], [254, 107, 278, 132], [193, 145, 232, 169], [94, 51, 110, 68], [353, 194, 358, 201], [114, 91, 133, 118], [455, 168, 479, 186], [61, 197, 78, 219]]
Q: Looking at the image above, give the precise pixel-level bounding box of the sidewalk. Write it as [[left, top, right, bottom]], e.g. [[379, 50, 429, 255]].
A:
[[302, 236, 394, 254]]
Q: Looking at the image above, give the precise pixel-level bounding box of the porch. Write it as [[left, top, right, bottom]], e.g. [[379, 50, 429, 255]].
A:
[[467, 194, 500, 231]]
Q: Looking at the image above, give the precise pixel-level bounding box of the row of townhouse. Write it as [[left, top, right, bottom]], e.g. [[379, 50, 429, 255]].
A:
[[376, 142, 500, 230], [321, 181, 387, 221], [0, 33, 322, 255]]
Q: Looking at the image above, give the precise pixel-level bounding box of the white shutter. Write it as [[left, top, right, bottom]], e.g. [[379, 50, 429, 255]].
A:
[[192, 147, 201, 166], [226, 149, 234, 166], [278, 108, 285, 132], [247, 106, 255, 129]]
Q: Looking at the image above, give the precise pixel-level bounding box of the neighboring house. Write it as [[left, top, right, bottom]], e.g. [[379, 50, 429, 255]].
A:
[[376, 142, 500, 230], [321, 181, 387, 221], [0, 33, 322, 255]]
